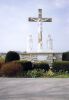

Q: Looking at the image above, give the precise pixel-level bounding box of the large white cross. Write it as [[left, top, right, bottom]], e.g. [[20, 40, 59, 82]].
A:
[[28, 9, 52, 52]]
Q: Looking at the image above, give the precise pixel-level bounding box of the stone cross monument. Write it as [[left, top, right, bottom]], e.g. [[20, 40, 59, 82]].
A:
[[28, 9, 52, 52]]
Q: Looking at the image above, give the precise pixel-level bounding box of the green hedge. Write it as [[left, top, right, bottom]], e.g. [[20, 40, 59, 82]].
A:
[[0, 60, 49, 77], [62, 52, 69, 61], [52, 61, 69, 72], [0, 60, 5, 76], [32, 61, 50, 71], [18, 60, 33, 71]]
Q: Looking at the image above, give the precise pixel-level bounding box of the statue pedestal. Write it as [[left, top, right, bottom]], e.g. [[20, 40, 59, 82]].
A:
[[20, 52, 62, 66]]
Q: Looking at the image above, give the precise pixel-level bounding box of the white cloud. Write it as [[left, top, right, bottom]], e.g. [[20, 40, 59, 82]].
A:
[[54, 0, 69, 8]]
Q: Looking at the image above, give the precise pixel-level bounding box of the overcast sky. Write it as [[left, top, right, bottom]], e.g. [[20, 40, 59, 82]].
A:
[[0, 0, 69, 53]]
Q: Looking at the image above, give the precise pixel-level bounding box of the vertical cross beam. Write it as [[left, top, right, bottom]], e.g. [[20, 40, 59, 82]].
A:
[[38, 9, 42, 52], [38, 9, 42, 18]]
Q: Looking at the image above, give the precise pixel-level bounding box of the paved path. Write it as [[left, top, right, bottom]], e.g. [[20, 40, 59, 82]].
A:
[[0, 78, 69, 100]]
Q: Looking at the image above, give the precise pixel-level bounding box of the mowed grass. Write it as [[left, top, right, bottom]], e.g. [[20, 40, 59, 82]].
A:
[[53, 72, 69, 78]]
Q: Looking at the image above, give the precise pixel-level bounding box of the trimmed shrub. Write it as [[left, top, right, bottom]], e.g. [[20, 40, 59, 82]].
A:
[[26, 69, 45, 78], [52, 61, 69, 72], [18, 60, 32, 71], [46, 69, 54, 77], [62, 52, 69, 61], [1, 62, 22, 77], [32, 61, 50, 71], [22, 69, 54, 78], [0, 61, 4, 69], [5, 51, 20, 63], [0, 61, 5, 76]]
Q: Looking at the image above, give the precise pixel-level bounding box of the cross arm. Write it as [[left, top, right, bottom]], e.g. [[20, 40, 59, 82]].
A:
[[41, 18, 52, 22], [28, 17, 38, 22]]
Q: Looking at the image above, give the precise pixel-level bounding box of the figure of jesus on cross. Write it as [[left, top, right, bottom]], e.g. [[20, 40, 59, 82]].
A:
[[28, 9, 52, 52]]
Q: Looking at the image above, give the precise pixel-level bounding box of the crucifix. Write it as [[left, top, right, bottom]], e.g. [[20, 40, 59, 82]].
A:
[[28, 9, 52, 52]]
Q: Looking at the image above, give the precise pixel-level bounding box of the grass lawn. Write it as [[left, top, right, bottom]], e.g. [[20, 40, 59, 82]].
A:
[[53, 73, 69, 78]]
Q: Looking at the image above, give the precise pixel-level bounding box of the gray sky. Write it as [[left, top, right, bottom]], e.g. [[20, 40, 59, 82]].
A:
[[0, 0, 69, 52]]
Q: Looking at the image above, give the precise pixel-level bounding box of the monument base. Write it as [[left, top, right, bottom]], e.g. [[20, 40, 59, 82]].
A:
[[20, 52, 62, 66]]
